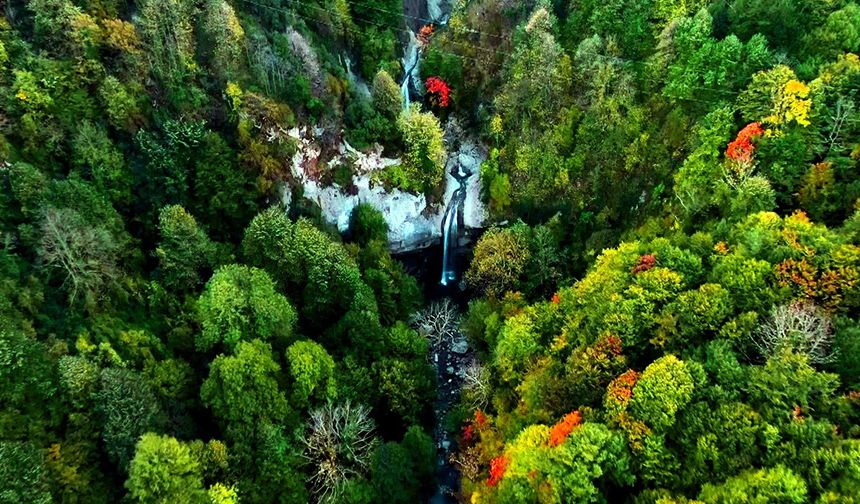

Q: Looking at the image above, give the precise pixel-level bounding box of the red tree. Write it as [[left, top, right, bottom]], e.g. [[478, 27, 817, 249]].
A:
[[631, 254, 657, 274], [474, 409, 488, 428], [548, 410, 582, 447], [487, 454, 510, 486], [425, 77, 450, 107], [726, 122, 764, 163]]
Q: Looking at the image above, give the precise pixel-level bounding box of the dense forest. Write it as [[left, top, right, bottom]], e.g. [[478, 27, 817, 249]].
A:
[[2, 0, 860, 502]]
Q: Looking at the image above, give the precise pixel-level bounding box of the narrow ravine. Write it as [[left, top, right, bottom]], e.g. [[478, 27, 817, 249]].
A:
[[419, 298, 472, 504], [396, 2, 476, 498]]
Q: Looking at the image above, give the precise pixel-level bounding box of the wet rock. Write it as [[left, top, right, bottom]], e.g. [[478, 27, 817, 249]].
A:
[[451, 338, 468, 354]]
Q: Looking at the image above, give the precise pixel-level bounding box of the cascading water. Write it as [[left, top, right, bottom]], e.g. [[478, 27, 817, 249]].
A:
[[440, 167, 469, 285], [400, 32, 419, 111], [342, 55, 370, 100], [399, 0, 449, 112], [426, 0, 449, 25]]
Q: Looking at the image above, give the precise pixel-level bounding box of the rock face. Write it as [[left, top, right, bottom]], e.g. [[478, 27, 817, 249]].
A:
[[285, 119, 487, 251]]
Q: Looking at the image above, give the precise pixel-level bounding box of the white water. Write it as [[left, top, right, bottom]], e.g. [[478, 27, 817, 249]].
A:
[[342, 55, 371, 100], [426, 0, 448, 24], [400, 31, 420, 111], [439, 199, 458, 285], [439, 170, 467, 285]]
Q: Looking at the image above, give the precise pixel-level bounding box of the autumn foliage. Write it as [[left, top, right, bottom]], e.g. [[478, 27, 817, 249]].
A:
[[595, 335, 623, 357], [463, 423, 475, 443], [425, 77, 450, 107], [631, 254, 657, 274], [607, 370, 640, 405], [726, 122, 764, 163], [474, 409, 488, 428], [548, 410, 582, 447], [418, 24, 435, 45], [487, 454, 510, 486]]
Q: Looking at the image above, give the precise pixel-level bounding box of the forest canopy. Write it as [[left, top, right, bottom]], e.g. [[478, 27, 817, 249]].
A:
[[2, 0, 860, 502]]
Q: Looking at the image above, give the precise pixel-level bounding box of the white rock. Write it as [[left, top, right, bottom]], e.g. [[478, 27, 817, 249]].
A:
[[286, 121, 487, 249]]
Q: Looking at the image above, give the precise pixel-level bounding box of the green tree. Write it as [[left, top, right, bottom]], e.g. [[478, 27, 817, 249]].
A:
[[191, 132, 261, 242], [494, 311, 542, 383], [155, 205, 216, 291], [747, 350, 839, 424], [372, 357, 435, 426], [200, 339, 291, 434], [496, 7, 572, 134], [251, 423, 309, 504], [629, 355, 694, 432], [126, 433, 206, 503], [396, 105, 446, 195], [465, 226, 531, 297], [95, 368, 164, 471], [0, 442, 52, 504], [805, 3, 860, 61], [72, 122, 132, 206], [665, 9, 772, 103], [196, 265, 297, 353], [99, 76, 142, 132], [727, 0, 828, 52], [497, 423, 634, 503], [708, 253, 774, 313], [136, 0, 196, 89], [285, 340, 337, 409], [370, 429, 435, 504], [202, 0, 245, 81], [349, 203, 389, 246], [371, 70, 402, 119], [698, 465, 807, 503], [0, 322, 56, 436]]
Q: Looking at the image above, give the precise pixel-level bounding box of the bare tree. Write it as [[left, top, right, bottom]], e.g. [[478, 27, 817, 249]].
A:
[[824, 96, 857, 155], [39, 207, 120, 306], [462, 359, 490, 410], [752, 301, 837, 365], [301, 401, 376, 503], [449, 444, 482, 480], [412, 298, 459, 346]]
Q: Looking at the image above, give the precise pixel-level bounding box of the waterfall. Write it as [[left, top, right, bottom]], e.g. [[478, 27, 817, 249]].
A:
[[401, 74, 411, 111], [440, 167, 469, 286], [439, 191, 459, 285], [426, 0, 449, 24], [400, 31, 420, 112], [342, 55, 370, 100]]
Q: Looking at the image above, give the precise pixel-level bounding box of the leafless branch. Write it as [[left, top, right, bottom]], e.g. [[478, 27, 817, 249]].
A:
[[39, 207, 119, 306], [301, 400, 376, 503], [412, 298, 459, 346], [462, 359, 490, 410], [449, 444, 482, 480], [752, 301, 837, 365]]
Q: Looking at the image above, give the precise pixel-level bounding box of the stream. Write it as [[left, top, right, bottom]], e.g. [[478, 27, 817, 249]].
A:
[[429, 313, 472, 504], [395, 0, 470, 501]]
